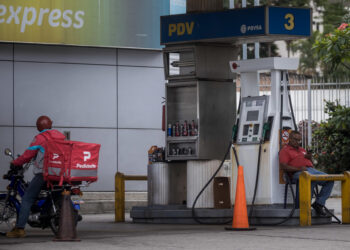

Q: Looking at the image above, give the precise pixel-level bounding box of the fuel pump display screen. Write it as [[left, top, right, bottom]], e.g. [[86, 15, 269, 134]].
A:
[[246, 111, 259, 121], [237, 96, 269, 144]]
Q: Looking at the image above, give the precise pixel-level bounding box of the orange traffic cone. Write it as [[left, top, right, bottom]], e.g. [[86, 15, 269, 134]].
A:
[[53, 190, 80, 241], [225, 165, 256, 231]]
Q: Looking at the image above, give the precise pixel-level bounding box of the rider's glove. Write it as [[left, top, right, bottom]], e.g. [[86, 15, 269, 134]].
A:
[[10, 163, 17, 170]]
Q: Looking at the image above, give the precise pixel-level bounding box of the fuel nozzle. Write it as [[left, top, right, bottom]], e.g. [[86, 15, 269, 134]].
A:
[[232, 124, 238, 143], [262, 122, 271, 143], [261, 116, 274, 143]]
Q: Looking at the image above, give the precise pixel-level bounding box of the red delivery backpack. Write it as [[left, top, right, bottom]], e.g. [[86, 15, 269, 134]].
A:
[[42, 135, 101, 186]]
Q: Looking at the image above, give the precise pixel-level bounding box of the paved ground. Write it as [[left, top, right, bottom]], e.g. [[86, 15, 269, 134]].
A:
[[0, 198, 349, 250]]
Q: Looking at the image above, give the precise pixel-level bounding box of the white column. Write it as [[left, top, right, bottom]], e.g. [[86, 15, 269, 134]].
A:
[[240, 72, 259, 98], [254, 0, 260, 59], [242, 0, 247, 60], [229, 0, 235, 8], [307, 79, 312, 147]]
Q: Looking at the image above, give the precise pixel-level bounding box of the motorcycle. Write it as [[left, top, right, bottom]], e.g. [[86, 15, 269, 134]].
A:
[[0, 148, 83, 235]]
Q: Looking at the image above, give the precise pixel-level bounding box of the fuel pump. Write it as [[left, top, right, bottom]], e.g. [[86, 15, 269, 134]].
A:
[[191, 58, 299, 225], [230, 57, 299, 206]]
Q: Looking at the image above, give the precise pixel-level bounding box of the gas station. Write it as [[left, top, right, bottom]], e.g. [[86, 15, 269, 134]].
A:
[[1, 0, 350, 246], [131, 4, 348, 226]]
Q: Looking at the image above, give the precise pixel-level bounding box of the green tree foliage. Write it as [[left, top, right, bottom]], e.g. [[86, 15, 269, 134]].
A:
[[290, 1, 349, 77], [312, 102, 350, 174], [313, 22, 350, 73], [322, 1, 348, 34], [291, 31, 320, 75]]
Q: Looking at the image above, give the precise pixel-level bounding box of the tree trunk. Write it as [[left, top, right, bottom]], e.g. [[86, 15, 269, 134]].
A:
[[286, 40, 291, 58], [187, 0, 225, 13]]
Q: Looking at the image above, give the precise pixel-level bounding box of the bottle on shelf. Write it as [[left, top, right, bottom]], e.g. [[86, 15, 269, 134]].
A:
[[172, 124, 176, 137], [191, 120, 197, 136], [148, 145, 157, 164], [175, 121, 180, 137], [188, 123, 192, 136], [183, 120, 188, 136], [167, 123, 172, 137]]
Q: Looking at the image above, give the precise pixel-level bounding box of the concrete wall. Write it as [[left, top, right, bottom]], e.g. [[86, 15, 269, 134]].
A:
[[0, 43, 165, 191]]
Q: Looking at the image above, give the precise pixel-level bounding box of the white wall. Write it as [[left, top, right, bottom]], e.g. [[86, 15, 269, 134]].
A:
[[0, 43, 165, 191]]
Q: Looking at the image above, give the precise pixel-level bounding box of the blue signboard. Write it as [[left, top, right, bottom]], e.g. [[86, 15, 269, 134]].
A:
[[161, 6, 311, 44], [268, 6, 311, 36]]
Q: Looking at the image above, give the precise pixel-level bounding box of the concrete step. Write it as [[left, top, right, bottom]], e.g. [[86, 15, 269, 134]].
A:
[[79, 192, 147, 214], [130, 205, 334, 225], [82, 191, 147, 201], [78, 191, 342, 216]]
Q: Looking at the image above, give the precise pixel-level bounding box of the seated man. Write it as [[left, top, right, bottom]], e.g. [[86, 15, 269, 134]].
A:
[[279, 130, 334, 216]]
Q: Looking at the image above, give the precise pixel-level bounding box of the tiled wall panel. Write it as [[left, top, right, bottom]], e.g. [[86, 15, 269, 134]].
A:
[[14, 44, 117, 65], [14, 62, 117, 128], [118, 129, 165, 191], [0, 127, 13, 190], [0, 62, 13, 125], [0, 43, 13, 60], [118, 66, 165, 129]]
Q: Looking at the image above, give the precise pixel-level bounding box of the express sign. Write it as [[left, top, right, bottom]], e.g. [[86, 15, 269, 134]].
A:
[[0, 0, 169, 49]]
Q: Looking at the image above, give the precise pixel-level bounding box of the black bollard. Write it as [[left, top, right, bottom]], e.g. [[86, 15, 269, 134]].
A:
[[53, 190, 80, 241]]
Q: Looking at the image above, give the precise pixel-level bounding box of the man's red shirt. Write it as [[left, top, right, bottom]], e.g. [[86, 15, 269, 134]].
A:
[[279, 144, 313, 169]]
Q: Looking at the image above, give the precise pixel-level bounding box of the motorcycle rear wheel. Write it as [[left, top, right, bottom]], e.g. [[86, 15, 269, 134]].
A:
[[49, 199, 80, 236]]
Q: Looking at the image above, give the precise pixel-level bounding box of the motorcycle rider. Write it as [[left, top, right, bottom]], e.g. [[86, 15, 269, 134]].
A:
[[6, 115, 65, 238]]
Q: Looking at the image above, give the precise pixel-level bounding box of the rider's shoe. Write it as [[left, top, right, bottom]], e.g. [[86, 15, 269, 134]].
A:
[[312, 202, 327, 217], [78, 214, 83, 222], [6, 227, 26, 238]]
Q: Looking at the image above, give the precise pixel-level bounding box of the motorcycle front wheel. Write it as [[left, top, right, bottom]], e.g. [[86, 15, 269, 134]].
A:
[[0, 197, 17, 229]]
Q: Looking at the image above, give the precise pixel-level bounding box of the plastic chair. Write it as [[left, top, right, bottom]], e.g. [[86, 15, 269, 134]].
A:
[[283, 173, 299, 209], [283, 172, 319, 209]]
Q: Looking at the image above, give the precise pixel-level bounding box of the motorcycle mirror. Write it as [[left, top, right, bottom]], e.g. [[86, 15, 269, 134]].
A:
[[4, 148, 12, 156]]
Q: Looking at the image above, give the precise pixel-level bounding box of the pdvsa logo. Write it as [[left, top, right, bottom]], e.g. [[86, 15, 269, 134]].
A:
[[240, 24, 262, 34], [240, 25, 247, 34]]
